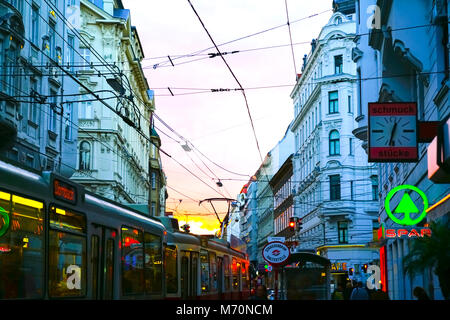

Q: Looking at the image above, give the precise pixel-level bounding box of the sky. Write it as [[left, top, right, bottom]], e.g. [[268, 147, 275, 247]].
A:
[[121, 0, 333, 234]]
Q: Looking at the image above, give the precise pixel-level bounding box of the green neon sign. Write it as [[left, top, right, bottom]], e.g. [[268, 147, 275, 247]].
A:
[[0, 206, 10, 237], [385, 185, 428, 226]]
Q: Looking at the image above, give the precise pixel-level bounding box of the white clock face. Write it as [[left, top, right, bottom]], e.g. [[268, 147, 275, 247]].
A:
[[370, 115, 417, 147]]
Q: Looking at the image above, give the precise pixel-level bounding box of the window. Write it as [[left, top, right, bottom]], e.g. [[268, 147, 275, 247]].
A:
[[144, 233, 162, 294], [371, 176, 379, 200], [0, 192, 45, 299], [242, 263, 249, 290], [338, 221, 348, 244], [91, 235, 99, 299], [64, 103, 72, 140], [48, 90, 57, 132], [328, 91, 339, 113], [164, 245, 177, 294], [32, 5, 39, 46], [329, 175, 341, 201], [335, 16, 342, 24], [349, 137, 354, 155], [68, 35, 75, 71], [79, 96, 93, 119], [49, 206, 87, 297], [151, 202, 156, 216], [350, 181, 354, 200], [79, 141, 91, 170], [334, 55, 343, 74], [80, 48, 90, 70], [49, 21, 56, 59], [121, 227, 144, 295], [329, 130, 340, 155], [348, 95, 352, 113], [200, 250, 209, 292], [151, 172, 156, 190]]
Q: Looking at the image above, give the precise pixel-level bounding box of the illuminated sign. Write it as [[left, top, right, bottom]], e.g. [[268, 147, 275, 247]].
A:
[[0, 206, 10, 237], [382, 185, 432, 238], [331, 262, 348, 272], [53, 179, 76, 204], [368, 102, 418, 162]]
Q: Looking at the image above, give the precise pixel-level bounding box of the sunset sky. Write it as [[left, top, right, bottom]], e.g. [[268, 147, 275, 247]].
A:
[[122, 0, 333, 234]]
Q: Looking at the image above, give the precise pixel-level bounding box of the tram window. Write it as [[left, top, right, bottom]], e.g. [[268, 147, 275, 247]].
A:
[[164, 245, 177, 294], [49, 207, 86, 298], [121, 226, 144, 295], [144, 233, 162, 294], [91, 235, 100, 299], [200, 250, 209, 293], [209, 252, 217, 292], [191, 253, 199, 296], [104, 238, 115, 299], [241, 263, 248, 290], [223, 255, 230, 291], [232, 258, 240, 291], [0, 192, 44, 299]]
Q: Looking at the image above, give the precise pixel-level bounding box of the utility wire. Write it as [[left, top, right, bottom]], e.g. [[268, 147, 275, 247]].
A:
[[284, 0, 297, 79]]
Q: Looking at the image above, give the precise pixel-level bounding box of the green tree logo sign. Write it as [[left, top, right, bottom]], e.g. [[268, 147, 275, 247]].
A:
[[0, 206, 9, 237], [385, 185, 429, 226]]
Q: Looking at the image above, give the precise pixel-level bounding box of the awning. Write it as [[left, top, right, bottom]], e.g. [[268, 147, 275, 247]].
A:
[[287, 252, 331, 266]]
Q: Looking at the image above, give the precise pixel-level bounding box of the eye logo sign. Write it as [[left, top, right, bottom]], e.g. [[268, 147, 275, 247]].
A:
[[272, 250, 281, 256], [0, 206, 9, 237], [385, 185, 428, 226]]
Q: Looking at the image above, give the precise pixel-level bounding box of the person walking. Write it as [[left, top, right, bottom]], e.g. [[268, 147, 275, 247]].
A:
[[332, 283, 344, 300], [343, 282, 353, 300], [413, 287, 430, 300], [250, 284, 268, 300], [350, 281, 370, 300]]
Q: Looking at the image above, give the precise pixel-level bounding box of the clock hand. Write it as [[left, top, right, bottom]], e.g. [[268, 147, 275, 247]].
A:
[[389, 122, 398, 146]]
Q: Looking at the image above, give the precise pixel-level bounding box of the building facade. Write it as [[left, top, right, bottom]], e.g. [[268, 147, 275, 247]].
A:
[[290, 7, 380, 286], [0, 0, 80, 177], [70, 0, 155, 208], [353, 0, 450, 299]]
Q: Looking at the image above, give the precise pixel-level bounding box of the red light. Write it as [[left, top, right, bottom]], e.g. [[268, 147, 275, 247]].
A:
[[289, 221, 295, 228]]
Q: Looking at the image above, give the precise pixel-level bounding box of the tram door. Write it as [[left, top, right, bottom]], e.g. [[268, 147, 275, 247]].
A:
[[91, 224, 116, 299], [181, 255, 189, 299], [217, 257, 223, 298]]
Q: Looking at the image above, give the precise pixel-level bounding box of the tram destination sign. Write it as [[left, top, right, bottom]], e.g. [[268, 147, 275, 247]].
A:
[[262, 241, 290, 267], [53, 178, 77, 205], [368, 102, 418, 162]]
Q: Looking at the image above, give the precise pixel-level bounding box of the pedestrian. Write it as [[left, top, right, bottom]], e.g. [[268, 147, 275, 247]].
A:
[[343, 282, 353, 300], [332, 283, 344, 300], [370, 284, 390, 300], [250, 284, 268, 300], [413, 287, 430, 300], [350, 281, 370, 300]]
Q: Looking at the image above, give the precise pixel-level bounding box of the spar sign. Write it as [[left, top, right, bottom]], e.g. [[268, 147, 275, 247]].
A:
[[262, 241, 290, 266]]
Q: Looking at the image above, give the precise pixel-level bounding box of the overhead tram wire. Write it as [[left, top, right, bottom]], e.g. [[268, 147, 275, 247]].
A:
[[149, 8, 333, 69], [284, 0, 298, 79], [186, 0, 265, 168]]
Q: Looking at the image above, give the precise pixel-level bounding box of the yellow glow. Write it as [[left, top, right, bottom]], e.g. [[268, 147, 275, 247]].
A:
[[426, 193, 450, 213], [176, 216, 219, 235], [0, 191, 10, 201], [23, 237, 29, 243], [12, 195, 43, 209], [13, 212, 42, 221], [56, 208, 66, 215], [321, 273, 326, 277]]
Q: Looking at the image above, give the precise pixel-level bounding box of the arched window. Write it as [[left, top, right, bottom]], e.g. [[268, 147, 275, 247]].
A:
[[335, 16, 342, 25], [79, 141, 91, 170], [329, 130, 340, 155]]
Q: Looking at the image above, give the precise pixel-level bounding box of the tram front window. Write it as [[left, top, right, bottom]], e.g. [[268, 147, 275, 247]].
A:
[[0, 192, 44, 299], [48, 207, 86, 298]]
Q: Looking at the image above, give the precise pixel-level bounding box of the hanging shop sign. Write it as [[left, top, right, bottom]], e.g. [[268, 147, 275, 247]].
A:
[[381, 185, 432, 238], [262, 241, 290, 267], [368, 102, 418, 162]]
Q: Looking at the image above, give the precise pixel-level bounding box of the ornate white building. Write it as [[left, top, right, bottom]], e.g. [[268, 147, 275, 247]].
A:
[[71, 0, 154, 206], [290, 7, 379, 286]]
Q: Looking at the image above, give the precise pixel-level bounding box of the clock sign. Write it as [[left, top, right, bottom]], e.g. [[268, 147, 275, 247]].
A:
[[368, 102, 418, 162]]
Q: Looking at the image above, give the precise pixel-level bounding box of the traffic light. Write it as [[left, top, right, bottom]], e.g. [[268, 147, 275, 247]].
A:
[[296, 218, 303, 231], [181, 224, 190, 233], [348, 268, 354, 276], [289, 217, 296, 231], [361, 264, 368, 273], [264, 264, 272, 272]]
